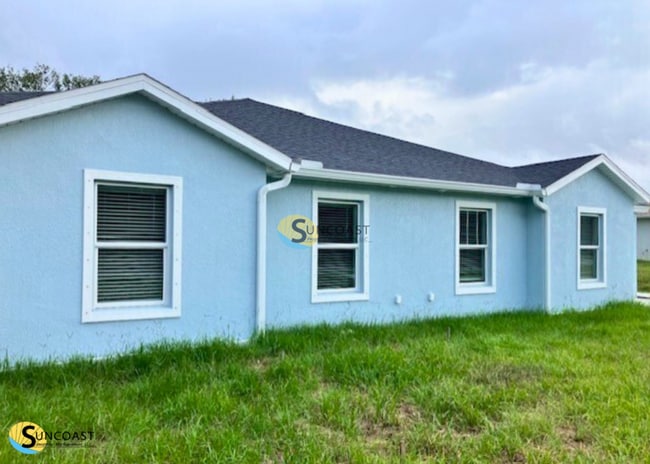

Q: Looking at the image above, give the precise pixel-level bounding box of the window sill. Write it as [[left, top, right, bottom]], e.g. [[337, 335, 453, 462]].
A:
[[311, 291, 369, 304], [455, 284, 496, 295], [577, 281, 607, 290], [82, 305, 181, 323]]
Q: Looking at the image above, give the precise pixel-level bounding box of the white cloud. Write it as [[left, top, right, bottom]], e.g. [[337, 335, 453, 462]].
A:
[[279, 60, 650, 192], [4, 0, 650, 193]]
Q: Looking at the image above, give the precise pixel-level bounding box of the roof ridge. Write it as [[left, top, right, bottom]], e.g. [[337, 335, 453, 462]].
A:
[[512, 153, 601, 169], [0, 90, 53, 94], [200, 97, 254, 104]]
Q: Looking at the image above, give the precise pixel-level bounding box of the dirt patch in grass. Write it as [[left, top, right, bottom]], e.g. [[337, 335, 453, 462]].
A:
[[471, 363, 545, 387], [558, 425, 592, 452], [359, 402, 423, 456], [499, 449, 527, 463], [397, 402, 422, 425], [360, 402, 420, 437], [249, 357, 273, 373]]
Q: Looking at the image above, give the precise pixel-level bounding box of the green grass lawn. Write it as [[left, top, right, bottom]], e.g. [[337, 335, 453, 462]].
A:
[[638, 260, 650, 293], [2, 302, 650, 463]]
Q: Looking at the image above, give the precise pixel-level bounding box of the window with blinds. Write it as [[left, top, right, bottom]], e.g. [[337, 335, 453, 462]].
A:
[[579, 213, 601, 280], [312, 192, 369, 303], [83, 169, 182, 323], [96, 184, 168, 303], [317, 202, 358, 290], [455, 201, 496, 295], [459, 209, 488, 283]]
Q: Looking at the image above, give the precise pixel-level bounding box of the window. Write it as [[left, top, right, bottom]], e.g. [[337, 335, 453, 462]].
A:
[[456, 201, 496, 294], [83, 170, 182, 322], [577, 207, 606, 289], [312, 192, 369, 302]]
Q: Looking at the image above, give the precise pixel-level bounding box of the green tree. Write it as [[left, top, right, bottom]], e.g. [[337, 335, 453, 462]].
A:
[[0, 64, 100, 92]]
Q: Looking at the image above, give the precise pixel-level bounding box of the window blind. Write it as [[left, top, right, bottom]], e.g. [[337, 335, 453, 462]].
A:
[[459, 209, 488, 284], [580, 215, 598, 246], [317, 202, 358, 290], [97, 185, 166, 242], [98, 249, 164, 302], [318, 204, 357, 244], [580, 250, 597, 279], [459, 249, 485, 282], [96, 184, 167, 303], [580, 215, 600, 279], [459, 210, 486, 245], [318, 249, 356, 289]]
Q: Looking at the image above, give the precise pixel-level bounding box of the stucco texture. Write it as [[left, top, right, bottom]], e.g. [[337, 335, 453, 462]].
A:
[[0, 95, 265, 361]]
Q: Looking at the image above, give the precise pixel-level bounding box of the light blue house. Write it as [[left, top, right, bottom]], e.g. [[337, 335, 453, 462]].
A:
[[1, 75, 648, 363]]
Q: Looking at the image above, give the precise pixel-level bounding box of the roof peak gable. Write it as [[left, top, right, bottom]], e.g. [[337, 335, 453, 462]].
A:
[[0, 74, 293, 172]]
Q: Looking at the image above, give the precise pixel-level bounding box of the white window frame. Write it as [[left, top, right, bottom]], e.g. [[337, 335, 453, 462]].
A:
[[455, 200, 497, 295], [82, 169, 183, 323], [577, 206, 607, 290], [311, 191, 370, 303]]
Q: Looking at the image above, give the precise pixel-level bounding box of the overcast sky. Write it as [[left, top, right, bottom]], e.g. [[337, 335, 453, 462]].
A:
[[2, 0, 649, 191]]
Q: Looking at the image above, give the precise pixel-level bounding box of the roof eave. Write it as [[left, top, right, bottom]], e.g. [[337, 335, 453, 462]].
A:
[[0, 74, 293, 172], [294, 167, 539, 196], [545, 154, 650, 204]]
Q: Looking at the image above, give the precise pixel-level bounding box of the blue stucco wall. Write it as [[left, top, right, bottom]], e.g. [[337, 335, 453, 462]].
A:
[[266, 181, 534, 327], [0, 95, 264, 362], [547, 168, 637, 310], [525, 206, 546, 309]]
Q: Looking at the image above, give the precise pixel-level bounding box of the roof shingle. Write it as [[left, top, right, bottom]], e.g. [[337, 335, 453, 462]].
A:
[[0, 91, 51, 105], [201, 98, 598, 188], [513, 154, 600, 188]]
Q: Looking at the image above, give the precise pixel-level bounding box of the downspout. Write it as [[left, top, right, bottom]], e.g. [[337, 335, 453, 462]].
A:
[[256, 167, 294, 334], [532, 195, 551, 313]]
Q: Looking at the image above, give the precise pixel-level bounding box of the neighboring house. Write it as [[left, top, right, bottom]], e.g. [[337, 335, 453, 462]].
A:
[[1, 74, 648, 363], [639, 212, 650, 261]]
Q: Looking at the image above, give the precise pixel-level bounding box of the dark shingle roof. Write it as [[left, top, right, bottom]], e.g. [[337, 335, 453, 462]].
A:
[[201, 99, 599, 188], [0, 91, 51, 105], [0, 91, 599, 189], [513, 154, 601, 188], [200, 99, 522, 187]]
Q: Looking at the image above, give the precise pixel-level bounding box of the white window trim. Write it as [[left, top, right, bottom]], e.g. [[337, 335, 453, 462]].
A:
[[311, 191, 370, 303], [82, 169, 183, 323], [455, 200, 497, 295], [577, 206, 607, 290]]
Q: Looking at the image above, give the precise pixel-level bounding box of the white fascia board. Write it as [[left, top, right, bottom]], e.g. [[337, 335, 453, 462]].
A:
[[545, 155, 650, 204], [295, 167, 537, 197], [0, 74, 293, 172], [0, 74, 147, 123]]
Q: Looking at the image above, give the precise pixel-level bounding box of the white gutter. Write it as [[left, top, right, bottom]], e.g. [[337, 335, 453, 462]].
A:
[[256, 168, 295, 334], [296, 167, 535, 197], [532, 195, 551, 313], [634, 205, 650, 215]]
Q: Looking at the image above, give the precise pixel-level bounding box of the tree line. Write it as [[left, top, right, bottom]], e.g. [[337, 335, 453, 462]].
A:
[[0, 64, 100, 92]]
